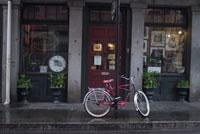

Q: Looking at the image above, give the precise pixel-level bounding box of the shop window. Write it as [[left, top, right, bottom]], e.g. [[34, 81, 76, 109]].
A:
[[144, 8, 188, 74], [21, 5, 69, 73], [89, 8, 124, 23], [22, 4, 68, 22], [144, 27, 186, 73]]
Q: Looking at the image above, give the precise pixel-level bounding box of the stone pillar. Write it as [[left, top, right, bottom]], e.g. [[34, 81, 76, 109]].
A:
[[190, 5, 200, 102], [67, 0, 83, 102], [130, 2, 147, 90], [2, 4, 20, 103]]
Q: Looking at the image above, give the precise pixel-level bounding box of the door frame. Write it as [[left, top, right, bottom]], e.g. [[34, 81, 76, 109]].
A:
[[81, 3, 131, 100]]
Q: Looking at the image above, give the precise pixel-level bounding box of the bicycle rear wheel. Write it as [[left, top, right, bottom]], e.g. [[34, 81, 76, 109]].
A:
[[134, 90, 150, 117], [84, 90, 111, 118]]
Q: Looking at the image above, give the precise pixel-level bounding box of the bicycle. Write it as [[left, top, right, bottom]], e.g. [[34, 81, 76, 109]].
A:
[[83, 75, 150, 118]]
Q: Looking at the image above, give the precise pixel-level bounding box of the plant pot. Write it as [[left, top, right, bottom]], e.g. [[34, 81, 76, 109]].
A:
[[144, 88, 154, 102], [17, 88, 29, 104], [51, 87, 63, 103], [177, 88, 188, 102]]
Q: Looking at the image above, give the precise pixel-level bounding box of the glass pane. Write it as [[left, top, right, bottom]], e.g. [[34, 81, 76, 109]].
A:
[[22, 24, 68, 73], [46, 6, 57, 20], [35, 6, 45, 20], [143, 27, 185, 74], [176, 10, 184, 24], [165, 10, 175, 24], [57, 6, 68, 21], [101, 11, 112, 22], [153, 9, 164, 23], [90, 10, 100, 22]]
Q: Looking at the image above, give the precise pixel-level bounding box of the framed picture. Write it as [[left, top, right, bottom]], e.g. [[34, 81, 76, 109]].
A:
[[150, 47, 165, 59], [93, 43, 102, 51], [144, 27, 149, 39], [151, 31, 165, 46], [143, 40, 148, 53], [143, 56, 147, 64], [94, 55, 102, 65], [166, 34, 179, 51]]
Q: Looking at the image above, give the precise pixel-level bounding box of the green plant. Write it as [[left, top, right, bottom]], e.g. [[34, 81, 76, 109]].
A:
[[17, 74, 32, 89], [143, 71, 159, 89], [176, 80, 189, 88], [49, 73, 65, 88]]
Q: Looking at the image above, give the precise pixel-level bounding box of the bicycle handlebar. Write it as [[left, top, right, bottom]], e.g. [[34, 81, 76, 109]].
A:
[[121, 75, 135, 81]]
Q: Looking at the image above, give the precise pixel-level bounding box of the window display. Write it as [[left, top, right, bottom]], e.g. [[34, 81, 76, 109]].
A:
[[143, 27, 186, 74], [21, 5, 69, 73]]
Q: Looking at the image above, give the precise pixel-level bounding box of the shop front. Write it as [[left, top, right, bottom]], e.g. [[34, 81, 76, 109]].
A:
[[20, 4, 69, 102], [82, 4, 131, 94], [143, 7, 190, 101]]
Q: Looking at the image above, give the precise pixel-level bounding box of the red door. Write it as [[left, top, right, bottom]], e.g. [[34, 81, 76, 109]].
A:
[[87, 25, 125, 88]]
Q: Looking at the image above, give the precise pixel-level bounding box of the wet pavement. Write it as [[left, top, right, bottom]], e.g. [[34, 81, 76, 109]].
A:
[[0, 101, 200, 131]]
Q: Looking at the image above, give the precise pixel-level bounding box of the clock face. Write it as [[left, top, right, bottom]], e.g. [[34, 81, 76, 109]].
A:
[[49, 55, 66, 72]]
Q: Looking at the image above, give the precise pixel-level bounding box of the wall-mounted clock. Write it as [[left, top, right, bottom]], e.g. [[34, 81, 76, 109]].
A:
[[49, 55, 66, 72]]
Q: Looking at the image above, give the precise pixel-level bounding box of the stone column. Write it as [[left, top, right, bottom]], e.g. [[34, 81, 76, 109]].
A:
[[2, 4, 20, 103], [190, 5, 200, 102], [130, 2, 147, 90], [67, 0, 83, 102]]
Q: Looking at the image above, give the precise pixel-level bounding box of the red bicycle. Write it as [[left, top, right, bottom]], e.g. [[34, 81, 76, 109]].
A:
[[83, 75, 150, 118]]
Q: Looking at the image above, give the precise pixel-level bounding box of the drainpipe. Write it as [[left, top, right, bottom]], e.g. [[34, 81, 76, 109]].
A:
[[4, 0, 12, 105]]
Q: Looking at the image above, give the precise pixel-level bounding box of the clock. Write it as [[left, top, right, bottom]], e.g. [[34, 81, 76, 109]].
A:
[[49, 55, 66, 72]]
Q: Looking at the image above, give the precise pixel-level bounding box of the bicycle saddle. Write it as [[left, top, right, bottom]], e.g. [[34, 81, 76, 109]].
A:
[[102, 79, 114, 84]]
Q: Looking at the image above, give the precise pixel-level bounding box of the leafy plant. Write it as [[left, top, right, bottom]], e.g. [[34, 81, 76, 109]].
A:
[[143, 71, 159, 89], [177, 80, 189, 88], [49, 73, 65, 88], [17, 74, 32, 89]]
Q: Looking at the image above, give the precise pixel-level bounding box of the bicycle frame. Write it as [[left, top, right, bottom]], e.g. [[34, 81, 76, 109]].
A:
[[83, 76, 138, 108]]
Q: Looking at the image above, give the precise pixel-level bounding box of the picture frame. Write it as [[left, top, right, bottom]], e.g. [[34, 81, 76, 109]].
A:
[[151, 31, 165, 46], [93, 43, 102, 51], [94, 55, 102, 65], [166, 34, 179, 51], [143, 40, 148, 53], [150, 47, 165, 65], [143, 56, 147, 64], [144, 27, 149, 39]]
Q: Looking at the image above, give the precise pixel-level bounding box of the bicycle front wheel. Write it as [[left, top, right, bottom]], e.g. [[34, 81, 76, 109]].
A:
[[84, 90, 111, 118], [134, 90, 150, 117]]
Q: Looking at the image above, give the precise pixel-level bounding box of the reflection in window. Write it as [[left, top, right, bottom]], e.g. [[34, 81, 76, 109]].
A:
[[21, 4, 69, 73]]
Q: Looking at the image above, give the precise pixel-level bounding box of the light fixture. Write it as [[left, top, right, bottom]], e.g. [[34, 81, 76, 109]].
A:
[[167, 34, 171, 38], [178, 30, 182, 35]]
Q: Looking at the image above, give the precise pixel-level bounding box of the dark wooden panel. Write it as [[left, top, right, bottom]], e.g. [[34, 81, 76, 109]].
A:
[[27, 74, 67, 102], [153, 74, 186, 101]]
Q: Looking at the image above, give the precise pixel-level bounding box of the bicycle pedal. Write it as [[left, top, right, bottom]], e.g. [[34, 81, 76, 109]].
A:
[[115, 97, 121, 100]]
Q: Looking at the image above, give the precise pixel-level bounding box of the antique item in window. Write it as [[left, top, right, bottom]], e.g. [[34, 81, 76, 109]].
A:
[[93, 43, 102, 51], [166, 34, 179, 51], [150, 47, 165, 65], [49, 55, 66, 72], [94, 55, 102, 65], [151, 31, 165, 46]]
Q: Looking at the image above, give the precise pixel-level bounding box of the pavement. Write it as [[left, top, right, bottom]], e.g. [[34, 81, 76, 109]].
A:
[[0, 101, 200, 132]]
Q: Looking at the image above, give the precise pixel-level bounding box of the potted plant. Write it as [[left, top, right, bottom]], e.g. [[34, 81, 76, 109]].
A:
[[49, 73, 65, 103], [17, 74, 32, 104], [143, 71, 159, 102], [176, 80, 189, 102]]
